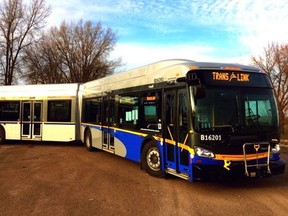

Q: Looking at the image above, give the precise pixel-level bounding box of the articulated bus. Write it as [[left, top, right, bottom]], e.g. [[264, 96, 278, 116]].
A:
[[81, 59, 285, 181], [0, 83, 82, 143]]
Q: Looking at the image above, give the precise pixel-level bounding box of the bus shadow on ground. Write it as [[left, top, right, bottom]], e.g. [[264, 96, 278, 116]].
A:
[[2, 140, 84, 147]]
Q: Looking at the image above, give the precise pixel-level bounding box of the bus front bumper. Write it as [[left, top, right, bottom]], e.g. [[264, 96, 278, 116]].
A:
[[192, 159, 285, 181]]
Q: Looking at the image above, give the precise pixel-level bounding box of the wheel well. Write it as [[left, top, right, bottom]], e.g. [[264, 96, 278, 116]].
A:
[[0, 125, 6, 144], [0, 124, 4, 129], [141, 138, 155, 152]]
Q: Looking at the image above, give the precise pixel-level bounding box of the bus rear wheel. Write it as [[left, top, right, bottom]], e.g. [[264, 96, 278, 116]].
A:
[[142, 142, 164, 178], [84, 129, 93, 151]]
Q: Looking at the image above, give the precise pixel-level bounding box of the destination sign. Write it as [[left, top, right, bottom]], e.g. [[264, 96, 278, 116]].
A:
[[212, 72, 249, 82], [146, 96, 156, 101], [186, 70, 272, 88]]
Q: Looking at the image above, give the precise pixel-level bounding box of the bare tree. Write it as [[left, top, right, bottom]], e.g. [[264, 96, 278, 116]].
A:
[[23, 20, 121, 84], [23, 35, 65, 84], [251, 42, 288, 134], [0, 0, 51, 85]]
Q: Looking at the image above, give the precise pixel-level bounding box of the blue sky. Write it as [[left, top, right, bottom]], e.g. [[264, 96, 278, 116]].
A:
[[45, 0, 288, 70]]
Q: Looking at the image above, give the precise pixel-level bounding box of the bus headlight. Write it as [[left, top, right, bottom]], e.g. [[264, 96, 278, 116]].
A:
[[195, 146, 215, 158], [271, 144, 280, 154]]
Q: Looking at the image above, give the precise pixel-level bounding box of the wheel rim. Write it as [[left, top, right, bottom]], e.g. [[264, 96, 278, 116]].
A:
[[146, 147, 161, 171]]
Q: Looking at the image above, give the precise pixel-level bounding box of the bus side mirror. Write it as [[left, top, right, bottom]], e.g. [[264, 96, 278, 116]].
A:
[[193, 86, 205, 99]]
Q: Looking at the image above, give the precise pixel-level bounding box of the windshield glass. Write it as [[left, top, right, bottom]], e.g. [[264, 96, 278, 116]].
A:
[[193, 87, 279, 134]]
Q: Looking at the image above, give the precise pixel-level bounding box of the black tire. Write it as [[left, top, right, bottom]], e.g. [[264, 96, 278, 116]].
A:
[[0, 127, 5, 144], [141, 141, 164, 178], [84, 129, 93, 151]]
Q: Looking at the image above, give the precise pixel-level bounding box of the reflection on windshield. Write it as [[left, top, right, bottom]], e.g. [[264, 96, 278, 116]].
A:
[[193, 87, 279, 134]]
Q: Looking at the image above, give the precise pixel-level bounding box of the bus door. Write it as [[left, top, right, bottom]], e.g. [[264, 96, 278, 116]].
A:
[[102, 97, 115, 153], [21, 101, 42, 140], [164, 89, 190, 176]]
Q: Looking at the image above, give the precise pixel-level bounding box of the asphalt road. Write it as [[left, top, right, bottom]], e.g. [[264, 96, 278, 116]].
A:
[[0, 142, 287, 216]]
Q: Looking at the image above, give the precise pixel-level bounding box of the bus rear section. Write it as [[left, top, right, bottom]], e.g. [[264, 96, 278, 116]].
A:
[[81, 59, 285, 182], [0, 83, 82, 143]]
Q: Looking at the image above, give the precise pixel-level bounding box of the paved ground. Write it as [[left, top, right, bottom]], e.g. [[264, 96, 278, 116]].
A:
[[0, 142, 288, 216]]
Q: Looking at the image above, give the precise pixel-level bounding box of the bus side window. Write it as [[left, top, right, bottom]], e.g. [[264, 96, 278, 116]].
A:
[[140, 92, 161, 131], [117, 94, 139, 129], [0, 101, 20, 121], [47, 100, 71, 122], [83, 98, 101, 124]]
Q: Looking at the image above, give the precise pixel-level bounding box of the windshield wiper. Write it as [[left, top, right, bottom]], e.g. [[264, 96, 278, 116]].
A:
[[244, 96, 261, 127]]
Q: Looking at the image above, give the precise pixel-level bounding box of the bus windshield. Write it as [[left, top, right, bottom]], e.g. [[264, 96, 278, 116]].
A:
[[193, 87, 279, 134]]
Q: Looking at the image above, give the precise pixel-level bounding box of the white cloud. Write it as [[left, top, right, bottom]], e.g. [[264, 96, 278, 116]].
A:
[[111, 42, 252, 71], [44, 0, 288, 69]]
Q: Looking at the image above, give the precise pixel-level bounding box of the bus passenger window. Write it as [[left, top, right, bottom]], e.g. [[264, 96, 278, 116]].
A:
[[117, 95, 138, 128], [48, 100, 71, 122], [83, 98, 101, 124], [141, 92, 161, 131], [144, 105, 156, 122], [0, 101, 20, 121]]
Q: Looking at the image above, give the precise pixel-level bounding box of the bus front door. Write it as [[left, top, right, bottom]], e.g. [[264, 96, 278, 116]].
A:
[[164, 89, 190, 178], [21, 101, 42, 140], [102, 97, 115, 153]]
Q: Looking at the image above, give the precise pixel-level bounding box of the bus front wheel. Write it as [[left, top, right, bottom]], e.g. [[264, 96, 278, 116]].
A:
[[84, 129, 93, 151], [141, 142, 164, 178]]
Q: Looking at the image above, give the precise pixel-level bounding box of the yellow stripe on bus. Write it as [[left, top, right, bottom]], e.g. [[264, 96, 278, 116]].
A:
[[215, 152, 268, 161]]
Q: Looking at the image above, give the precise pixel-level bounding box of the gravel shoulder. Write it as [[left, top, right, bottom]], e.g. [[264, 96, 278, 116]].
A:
[[1, 142, 288, 216]]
